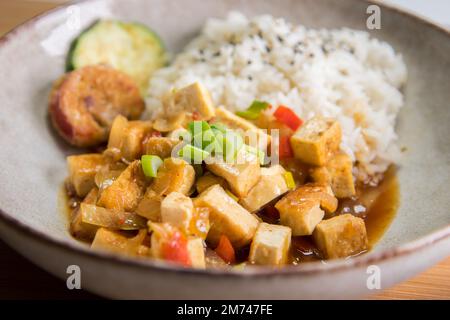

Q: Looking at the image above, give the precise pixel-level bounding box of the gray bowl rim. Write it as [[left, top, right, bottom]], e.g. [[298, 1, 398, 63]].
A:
[[0, 0, 449, 278]]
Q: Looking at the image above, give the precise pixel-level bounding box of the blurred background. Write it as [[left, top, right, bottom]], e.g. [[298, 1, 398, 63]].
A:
[[0, 0, 449, 36], [0, 0, 448, 300]]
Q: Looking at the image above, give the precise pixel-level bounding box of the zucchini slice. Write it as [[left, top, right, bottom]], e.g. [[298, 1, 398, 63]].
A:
[[67, 20, 167, 92]]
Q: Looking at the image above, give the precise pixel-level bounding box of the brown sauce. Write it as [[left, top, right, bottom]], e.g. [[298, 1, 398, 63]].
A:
[[63, 166, 399, 265], [269, 166, 399, 264]]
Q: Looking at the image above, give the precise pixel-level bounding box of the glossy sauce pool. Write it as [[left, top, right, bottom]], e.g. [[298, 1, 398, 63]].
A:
[[288, 166, 400, 264]]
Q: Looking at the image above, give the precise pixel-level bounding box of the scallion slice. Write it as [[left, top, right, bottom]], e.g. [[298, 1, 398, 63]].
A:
[[178, 144, 210, 164], [236, 100, 270, 120], [141, 155, 163, 178], [283, 171, 296, 189]]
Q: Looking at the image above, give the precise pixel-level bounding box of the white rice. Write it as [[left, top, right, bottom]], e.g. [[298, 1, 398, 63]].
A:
[[146, 12, 407, 183]]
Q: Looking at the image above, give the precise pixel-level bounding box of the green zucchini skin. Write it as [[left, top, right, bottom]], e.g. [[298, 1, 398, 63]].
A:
[[66, 20, 168, 92]]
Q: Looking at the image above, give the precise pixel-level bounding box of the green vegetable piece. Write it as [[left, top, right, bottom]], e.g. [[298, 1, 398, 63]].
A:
[[67, 20, 167, 92], [235, 100, 270, 120], [141, 155, 163, 178], [178, 144, 210, 164], [215, 130, 244, 162], [244, 145, 266, 165], [210, 123, 227, 133]]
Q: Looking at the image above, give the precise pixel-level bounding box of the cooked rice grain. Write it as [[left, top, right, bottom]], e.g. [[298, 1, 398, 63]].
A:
[[146, 12, 407, 183]]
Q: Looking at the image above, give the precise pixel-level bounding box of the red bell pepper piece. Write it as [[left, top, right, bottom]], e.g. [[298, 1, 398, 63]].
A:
[[273, 105, 303, 131], [215, 235, 236, 264], [161, 230, 191, 267], [278, 135, 293, 159]]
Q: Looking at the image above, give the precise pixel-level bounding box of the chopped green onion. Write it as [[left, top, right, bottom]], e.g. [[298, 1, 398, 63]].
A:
[[178, 144, 210, 164], [188, 120, 218, 150], [236, 100, 270, 120], [141, 155, 163, 178], [225, 189, 239, 202], [188, 120, 210, 135], [192, 128, 217, 149], [283, 171, 296, 190], [244, 145, 266, 166], [210, 123, 227, 133], [215, 129, 244, 162]]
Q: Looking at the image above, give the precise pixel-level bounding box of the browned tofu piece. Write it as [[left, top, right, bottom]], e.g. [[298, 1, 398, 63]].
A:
[[160, 192, 194, 234], [240, 165, 289, 212], [67, 154, 106, 197], [313, 214, 368, 259], [276, 199, 324, 236], [136, 188, 163, 221], [212, 107, 271, 149], [143, 136, 180, 159], [310, 153, 356, 198], [97, 160, 147, 211], [91, 228, 146, 256], [206, 149, 261, 198], [151, 157, 195, 196], [164, 82, 215, 120], [248, 223, 291, 266], [194, 185, 259, 248], [275, 184, 338, 235], [121, 121, 153, 161], [196, 172, 228, 194], [290, 117, 342, 166], [70, 187, 99, 241], [187, 237, 206, 269], [107, 115, 153, 161]]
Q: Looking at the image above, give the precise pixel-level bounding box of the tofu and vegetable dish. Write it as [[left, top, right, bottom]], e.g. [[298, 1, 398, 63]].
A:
[[49, 15, 404, 269]]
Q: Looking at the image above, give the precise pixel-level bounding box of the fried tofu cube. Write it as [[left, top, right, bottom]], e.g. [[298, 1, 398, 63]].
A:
[[213, 107, 271, 149], [206, 150, 261, 197], [165, 82, 215, 120], [196, 172, 228, 194], [136, 188, 163, 221], [67, 154, 106, 197], [187, 237, 206, 269], [143, 136, 180, 159], [70, 187, 99, 241], [91, 228, 146, 256], [240, 165, 289, 212], [161, 192, 194, 234], [121, 121, 153, 161], [276, 199, 324, 236], [311, 153, 355, 198], [249, 223, 291, 266], [97, 160, 147, 211], [275, 183, 338, 235], [151, 158, 195, 196], [194, 185, 259, 248], [313, 214, 368, 259], [306, 184, 339, 214], [290, 117, 342, 166], [108, 116, 153, 161]]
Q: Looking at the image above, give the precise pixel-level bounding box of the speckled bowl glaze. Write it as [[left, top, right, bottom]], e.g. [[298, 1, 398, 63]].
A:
[[0, 0, 449, 299]]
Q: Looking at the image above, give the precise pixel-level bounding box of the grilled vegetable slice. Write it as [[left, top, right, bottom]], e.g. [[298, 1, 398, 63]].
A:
[[67, 20, 167, 91]]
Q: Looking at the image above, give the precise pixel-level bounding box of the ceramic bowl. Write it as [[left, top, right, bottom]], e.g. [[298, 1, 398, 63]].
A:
[[0, 0, 449, 299]]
